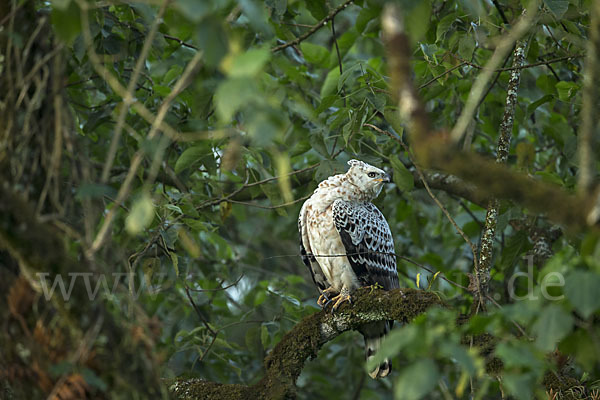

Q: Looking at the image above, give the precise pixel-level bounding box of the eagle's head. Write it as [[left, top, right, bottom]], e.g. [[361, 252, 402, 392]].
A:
[[345, 159, 391, 199]]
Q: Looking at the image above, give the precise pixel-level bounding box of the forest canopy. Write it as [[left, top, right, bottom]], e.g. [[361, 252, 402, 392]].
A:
[[1, 0, 599, 399]]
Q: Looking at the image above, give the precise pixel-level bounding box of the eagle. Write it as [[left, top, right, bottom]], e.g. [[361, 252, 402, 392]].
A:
[[298, 159, 399, 379]]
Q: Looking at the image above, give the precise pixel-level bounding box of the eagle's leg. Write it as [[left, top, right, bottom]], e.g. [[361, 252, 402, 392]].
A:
[[329, 287, 352, 312], [317, 287, 338, 307]]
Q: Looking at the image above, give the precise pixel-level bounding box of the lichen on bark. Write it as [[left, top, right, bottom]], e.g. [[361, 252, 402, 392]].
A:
[[170, 288, 443, 400], [476, 41, 527, 300]]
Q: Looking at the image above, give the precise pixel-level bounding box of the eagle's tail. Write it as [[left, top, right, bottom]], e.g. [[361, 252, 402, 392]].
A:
[[360, 321, 393, 379]]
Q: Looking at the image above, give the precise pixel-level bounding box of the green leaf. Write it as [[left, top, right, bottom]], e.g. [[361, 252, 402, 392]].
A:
[[327, 29, 358, 68], [51, 1, 81, 45], [126, 194, 155, 235], [300, 42, 330, 68], [167, 252, 178, 277], [214, 78, 258, 121], [275, 153, 293, 203], [543, 0, 569, 19], [405, 0, 431, 42], [555, 81, 579, 102], [316, 95, 338, 114], [436, 13, 457, 42], [526, 94, 553, 115], [320, 68, 341, 98], [164, 204, 183, 214], [239, 0, 273, 35], [305, 0, 327, 20], [338, 63, 361, 92], [51, 0, 71, 11], [532, 304, 573, 351], [228, 48, 271, 77], [196, 18, 228, 67], [565, 271, 600, 318], [502, 373, 535, 400], [75, 183, 117, 200], [260, 324, 269, 348], [266, 0, 287, 17], [534, 171, 564, 186], [458, 36, 476, 60], [174, 146, 208, 174], [495, 342, 543, 370], [536, 74, 558, 95], [394, 359, 439, 400], [81, 368, 108, 391], [439, 342, 477, 375], [163, 65, 184, 84], [356, 6, 380, 33], [384, 108, 403, 136], [154, 85, 171, 97], [174, 0, 211, 21], [390, 155, 414, 191]]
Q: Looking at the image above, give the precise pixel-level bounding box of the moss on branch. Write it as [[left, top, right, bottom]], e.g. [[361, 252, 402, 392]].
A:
[[170, 288, 443, 400]]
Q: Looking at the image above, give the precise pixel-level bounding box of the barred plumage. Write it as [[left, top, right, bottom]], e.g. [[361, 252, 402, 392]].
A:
[[298, 159, 399, 379]]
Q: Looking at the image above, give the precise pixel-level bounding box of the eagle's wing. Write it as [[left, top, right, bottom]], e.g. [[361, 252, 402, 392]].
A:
[[332, 200, 398, 290], [332, 199, 399, 379], [298, 201, 328, 292]]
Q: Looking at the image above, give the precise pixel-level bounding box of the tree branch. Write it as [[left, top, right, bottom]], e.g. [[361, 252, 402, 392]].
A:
[[381, 4, 598, 232], [169, 288, 442, 399], [449, 7, 537, 143], [577, 1, 600, 194], [476, 41, 527, 305], [271, 0, 353, 53], [411, 170, 489, 207]]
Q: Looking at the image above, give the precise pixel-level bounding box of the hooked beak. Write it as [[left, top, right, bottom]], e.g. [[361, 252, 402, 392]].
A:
[[376, 174, 392, 183]]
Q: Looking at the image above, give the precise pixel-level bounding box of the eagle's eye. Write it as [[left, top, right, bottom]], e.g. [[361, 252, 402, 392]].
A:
[[367, 172, 377, 178]]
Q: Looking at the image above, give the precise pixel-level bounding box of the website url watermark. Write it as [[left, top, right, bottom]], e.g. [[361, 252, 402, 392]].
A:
[[35, 272, 168, 301]]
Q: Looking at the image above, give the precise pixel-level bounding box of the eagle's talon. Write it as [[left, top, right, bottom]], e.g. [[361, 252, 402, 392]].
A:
[[329, 293, 352, 312], [317, 287, 338, 307]]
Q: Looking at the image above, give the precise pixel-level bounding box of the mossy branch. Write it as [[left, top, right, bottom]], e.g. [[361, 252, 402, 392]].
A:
[[381, 5, 599, 232], [170, 288, 442, 400]]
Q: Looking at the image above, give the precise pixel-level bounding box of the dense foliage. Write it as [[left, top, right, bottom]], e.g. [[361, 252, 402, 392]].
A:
[[1, 0, 599, 399]]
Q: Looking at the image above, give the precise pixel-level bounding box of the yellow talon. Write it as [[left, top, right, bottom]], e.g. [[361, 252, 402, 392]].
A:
[[330, 293, 352, 312], [317, 287, 338, 307]]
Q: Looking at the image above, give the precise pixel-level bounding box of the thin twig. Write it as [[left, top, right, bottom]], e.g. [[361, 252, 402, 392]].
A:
[[364, 123, 479, 271], [184, 285, 216, 335], [184, 283, 220, 365], [450, 5, 537, 142], [492, 0, 509, 25], [101, 0, 169, 183], [271, 0, 354, 53], [245, 163, 319, 188], [162, 33, 199, 50], [486, 294, 530, 339], [397, 255, 469, 291], [186, 274, 244, 292], [228, 194, 310, 210], [196, 173, 250, 210], [330, 14, 344, 155], [451, 53, 582, 72], [85, 7, 204, 255], [76, 0, 184, 142], [418, 62, 467, 89]]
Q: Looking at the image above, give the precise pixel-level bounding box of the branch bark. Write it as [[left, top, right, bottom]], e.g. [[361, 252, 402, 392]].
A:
[[271, 0, 353, 53], [381, 4, 598, 232], [577, 1, 600, 195], [169, 288, 442, 400], [476, 41, 527, 305]]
